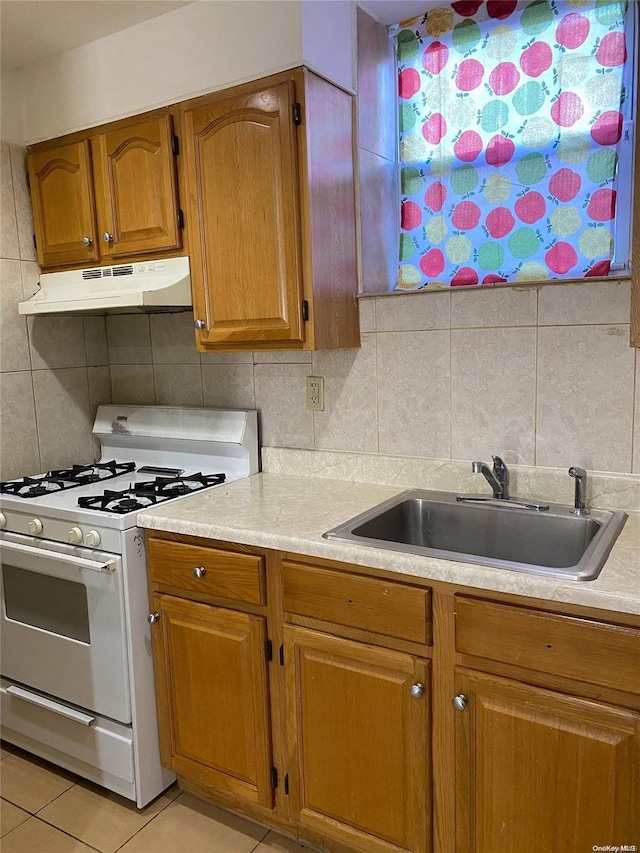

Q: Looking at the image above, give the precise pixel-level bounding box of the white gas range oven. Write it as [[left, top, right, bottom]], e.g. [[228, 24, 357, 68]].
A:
[[0, 405, 258, 807]]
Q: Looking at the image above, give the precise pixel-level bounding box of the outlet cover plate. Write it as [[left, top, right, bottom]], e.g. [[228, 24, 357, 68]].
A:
[[306, 376, 324, 411]]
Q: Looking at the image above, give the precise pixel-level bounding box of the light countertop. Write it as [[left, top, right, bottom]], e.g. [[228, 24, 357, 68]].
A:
[[138, 472, 640, 617]]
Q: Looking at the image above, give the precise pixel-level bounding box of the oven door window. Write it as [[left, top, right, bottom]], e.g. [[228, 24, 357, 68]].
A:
[[3, 564, 90, 644]]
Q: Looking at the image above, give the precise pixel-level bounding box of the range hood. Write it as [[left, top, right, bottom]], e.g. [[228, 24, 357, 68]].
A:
[[18, 256, 192, 315]]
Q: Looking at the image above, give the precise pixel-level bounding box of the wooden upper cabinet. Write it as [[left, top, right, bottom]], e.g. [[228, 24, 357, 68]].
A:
[[182, 80, 303, 346], [92, 115, 181, 259], [455, 668, 640, 853], [28, 140, 99, 268], [181, 68, 360, 352], [27, 109, 182, 270]]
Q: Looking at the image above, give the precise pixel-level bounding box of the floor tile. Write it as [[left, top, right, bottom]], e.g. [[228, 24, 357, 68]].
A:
[[1, 817, 95, 852], [37, 780, 180, 853], [118, 792, 268, 853], [254, 829, 309, 851], [0, 753, 77, 813], [1, 799, 30, 837]]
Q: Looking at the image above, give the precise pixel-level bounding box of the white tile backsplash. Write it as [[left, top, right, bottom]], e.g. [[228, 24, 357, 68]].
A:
[[1, 145, 638, 482]]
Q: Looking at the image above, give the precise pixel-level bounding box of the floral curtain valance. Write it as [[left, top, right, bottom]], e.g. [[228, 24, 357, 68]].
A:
[[395, 0, 632, 290]]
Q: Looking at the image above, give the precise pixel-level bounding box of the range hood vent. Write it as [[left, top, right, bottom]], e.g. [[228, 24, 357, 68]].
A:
[[19, 257, 192, 316]]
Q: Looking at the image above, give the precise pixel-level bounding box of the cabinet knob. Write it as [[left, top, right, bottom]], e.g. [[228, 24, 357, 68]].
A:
[[147, 612, 160, 624], [452, 694, 468, 711], [194, 319, 206, 330], [192, 566, 207, 579], [410, 683, 424, 699], [102, 232, 114, 243], [82, 235, 93, 247]]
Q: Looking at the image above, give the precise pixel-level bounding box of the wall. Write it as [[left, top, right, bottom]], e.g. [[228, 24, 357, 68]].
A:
[[104, 284, 639, 475], [19, 0, 355, 144], [0, 143, 111, 480], [0, 71, 24, 145]]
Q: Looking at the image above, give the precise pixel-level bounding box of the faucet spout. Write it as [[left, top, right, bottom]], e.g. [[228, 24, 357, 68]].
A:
[[568, 466, 589, 516], [472, 457, 509, 499]]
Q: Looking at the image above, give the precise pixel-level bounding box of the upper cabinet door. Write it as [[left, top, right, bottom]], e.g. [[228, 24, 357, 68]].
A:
[[93, 115, 181, 259], [28, 140, 99, 267], [182, 80, 304, 346]]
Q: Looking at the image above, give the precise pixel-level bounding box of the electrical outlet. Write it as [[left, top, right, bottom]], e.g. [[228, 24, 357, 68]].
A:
[[306, 376, 324, 411]]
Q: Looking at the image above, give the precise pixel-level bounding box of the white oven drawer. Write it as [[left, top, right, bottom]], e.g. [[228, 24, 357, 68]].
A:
[[1, 678, 135, 796]]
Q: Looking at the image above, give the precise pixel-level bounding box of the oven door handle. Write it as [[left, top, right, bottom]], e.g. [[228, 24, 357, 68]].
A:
[[6, 685, 95, 726], [0, 539, 117, 574]]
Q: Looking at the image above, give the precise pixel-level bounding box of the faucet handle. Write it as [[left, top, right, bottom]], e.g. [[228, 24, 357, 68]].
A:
[[491, 455, 509, 483]]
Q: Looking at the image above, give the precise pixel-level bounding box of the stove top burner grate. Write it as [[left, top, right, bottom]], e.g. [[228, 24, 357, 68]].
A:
[[0, 461, 137, 498], [77, 472, 226, 514]]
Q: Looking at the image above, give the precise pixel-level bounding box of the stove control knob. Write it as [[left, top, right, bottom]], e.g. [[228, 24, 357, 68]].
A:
[[28, 518, 43, 535], [68, 526, 83, 544], [0, 512, 6, 528], [85, 530, 101, 548]]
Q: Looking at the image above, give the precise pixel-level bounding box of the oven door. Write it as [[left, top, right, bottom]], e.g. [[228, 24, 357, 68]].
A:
[[0, 532, 131, 723]]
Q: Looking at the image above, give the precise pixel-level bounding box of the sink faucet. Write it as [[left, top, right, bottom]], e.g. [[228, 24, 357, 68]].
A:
[[568, 466, 589, 516], [472, 455, 510, 500]]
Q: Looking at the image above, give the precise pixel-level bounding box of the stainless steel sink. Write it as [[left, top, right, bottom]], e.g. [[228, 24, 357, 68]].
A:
[[323, 490, 628, 581]]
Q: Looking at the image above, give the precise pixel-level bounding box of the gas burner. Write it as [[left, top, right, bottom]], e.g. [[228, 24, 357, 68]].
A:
[[153, 472, 226, 498], [76, 472, 226, 514], [50, 461, 137, 485], [0, 476, 70, 498], [0, 461, 137, 498]]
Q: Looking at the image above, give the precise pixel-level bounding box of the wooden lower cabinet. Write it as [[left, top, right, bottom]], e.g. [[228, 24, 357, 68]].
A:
[[150, 593, 273, 808], [284, 626, 430, 853], [454, 668, 640, 853], [146, 536, 640, 853]]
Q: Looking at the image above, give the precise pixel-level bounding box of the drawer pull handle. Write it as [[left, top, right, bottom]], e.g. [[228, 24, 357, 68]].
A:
[[147, 612, 160, 624], [193, 566, 207, 579], [410, 683, 424, 699], [452, 694, 468, 711], [6, 685, 95, 726]]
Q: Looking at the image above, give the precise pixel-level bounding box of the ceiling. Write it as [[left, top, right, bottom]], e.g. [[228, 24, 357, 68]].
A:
[[357, 0, 434, 26], [0, 0, 195, 71]]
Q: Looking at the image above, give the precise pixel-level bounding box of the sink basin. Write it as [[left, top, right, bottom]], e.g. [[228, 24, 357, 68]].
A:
[[323, 490, 628, 582]]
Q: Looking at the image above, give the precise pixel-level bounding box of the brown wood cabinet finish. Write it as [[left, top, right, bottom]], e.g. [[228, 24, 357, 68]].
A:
[[454, 668, 640, 853], [92, 114, 181, 259], [181, 68, 359, 352], [28, 110, 182, 270], [285, 626, 430, 853], [28, 140, 99, 268], [150, 594, 273, 808], [283, 560, 430, 645], [144, 533, 640, 853], [147, 536, 265, 605]]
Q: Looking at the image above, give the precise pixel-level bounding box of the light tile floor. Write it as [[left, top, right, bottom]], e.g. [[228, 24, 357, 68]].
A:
[[0, 742, 309, 853]]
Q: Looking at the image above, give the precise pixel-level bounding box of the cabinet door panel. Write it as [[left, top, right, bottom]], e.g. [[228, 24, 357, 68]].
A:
[[94, 115, 180, 258], [28, 141, 98, 267], [183, 81, 303, 345], [455, 669, 640, 853], [286, 626, 430, 853], [151, 594, 273, 807]]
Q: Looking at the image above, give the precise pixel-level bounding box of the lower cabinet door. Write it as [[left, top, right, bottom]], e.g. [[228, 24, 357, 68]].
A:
[[454, 668, 640, 853], [151, 594, 273, 807], [285, 626, 430, 853]]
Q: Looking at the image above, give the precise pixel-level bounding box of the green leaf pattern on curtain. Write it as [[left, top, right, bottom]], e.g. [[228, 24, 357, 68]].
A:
[[396, 0, 630, 289]]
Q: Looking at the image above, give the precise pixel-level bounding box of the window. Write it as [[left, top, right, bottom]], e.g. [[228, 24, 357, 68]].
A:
[[395, 0, 638, 290]]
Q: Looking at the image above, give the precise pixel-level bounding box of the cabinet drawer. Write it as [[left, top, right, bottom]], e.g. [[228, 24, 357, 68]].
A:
[[147, 538, 264, 605], [282, 561, 430, 644], [455, 597, 640, 695]]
